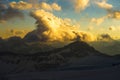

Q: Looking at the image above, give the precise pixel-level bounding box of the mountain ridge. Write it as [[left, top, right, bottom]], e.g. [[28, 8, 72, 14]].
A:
[[0, 41, 106, 56], [0, 41, 120, 73]]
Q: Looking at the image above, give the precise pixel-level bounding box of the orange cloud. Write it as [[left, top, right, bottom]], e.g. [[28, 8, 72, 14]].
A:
[[51, 3, 62, 11], [9, 1, 32, 10], [25, 9, 95, 42], [9, 1, 61, 11], [73, 0, 89, 12]]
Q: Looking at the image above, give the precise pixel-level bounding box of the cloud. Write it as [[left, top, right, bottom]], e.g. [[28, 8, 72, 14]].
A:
[[109, 26, 116, 31], [73, 0, 89, 12], [0, 1, 61, 23], [108, 26, 120, 31], [94, 0, 120, 20], [91, 16, 106, 25], [39, 2, 52, 11], [0, 3, 24, 23], [88, 26, 94, 31], [117, 26, 120, 31], [97, 34, 113, 41], [51, 3, 61, 11], [24, 9, 95, 42], [9, 1, 61, 11], [0, 3, 7, 9], [0, 20, 6, 23], [10, 29, 25, 35], [36, 2, 62, 11], [108, 11, 120, 20], [95, 0, 113, 10], [7, 29, 29, 38], [9, 1, 32, 10], [92, 0, 120, 21]]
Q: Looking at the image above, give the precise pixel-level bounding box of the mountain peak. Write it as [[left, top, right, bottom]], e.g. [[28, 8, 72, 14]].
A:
[[67, 41, 98, 53], [53, 41, 104, 58], [67, 41, 90, 48]]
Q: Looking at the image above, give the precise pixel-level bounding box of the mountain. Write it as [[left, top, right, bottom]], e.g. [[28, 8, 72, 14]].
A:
[[23, 30, 40, 42], [0, 41, 112, 72], [0, 36, 56, 54], [0, 41, 120, 80], [0, 36, 28, 53], [40, 41, 105, 60], [0, 40, 104, 57], [89, 40, 120, 55]]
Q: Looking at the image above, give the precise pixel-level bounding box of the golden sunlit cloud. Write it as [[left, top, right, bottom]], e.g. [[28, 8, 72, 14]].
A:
[[88, 26, 94, 31], [112, 11, 120, 19], [40, 2, 61, 11], [39, 2, 52, 11], [9, 1, 32, 10], [95, 0, 113, 10], [24, 9, 95, 42], [51, 3, 62, 11], [73, 0, 89, 12], [107, 11, 120, 20], [2, 29, 31, 38], [0, 1, 61, 24], [91, 16, 106, 25], [9, 1, 61, 11], [109, 26, 116, 31]]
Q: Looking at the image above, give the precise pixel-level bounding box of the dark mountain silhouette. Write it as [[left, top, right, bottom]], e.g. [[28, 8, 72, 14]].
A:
[[0, 36, 57, 54], [0, 36, 27, 52], [0, 40, 104, 57], [90, 40, 120, 55], [23, 30, 40, 42], [0, 41, 120, 80], [0, 41, 113, 72]]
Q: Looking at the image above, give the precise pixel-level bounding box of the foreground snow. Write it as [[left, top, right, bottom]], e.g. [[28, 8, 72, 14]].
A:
[[0, 55, 120, 80], [2, 65, 120, 80]]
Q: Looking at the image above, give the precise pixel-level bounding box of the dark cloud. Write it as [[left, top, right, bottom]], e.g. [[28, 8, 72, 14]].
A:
[[97, 34, 113, 41], [0, 2, 24, 23], [107, 10, 120, 20]]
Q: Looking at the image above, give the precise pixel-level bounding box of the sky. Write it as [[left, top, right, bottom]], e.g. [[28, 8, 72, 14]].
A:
[[0, 0, 120, 41]]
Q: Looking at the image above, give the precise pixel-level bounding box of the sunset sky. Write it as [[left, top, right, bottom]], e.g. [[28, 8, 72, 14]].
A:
[[0, 0, 120, 40]]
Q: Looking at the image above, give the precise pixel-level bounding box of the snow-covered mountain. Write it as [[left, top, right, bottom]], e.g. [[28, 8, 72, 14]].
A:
[[0, 41, 120, 80]]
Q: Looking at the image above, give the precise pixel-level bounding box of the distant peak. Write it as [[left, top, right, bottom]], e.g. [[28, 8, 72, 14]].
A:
[[68, 41, 89, 47]]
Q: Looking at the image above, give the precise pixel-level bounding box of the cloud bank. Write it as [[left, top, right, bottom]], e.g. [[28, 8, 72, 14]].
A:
[[24, 9, 94, 42], [9, 1, 61, 11], [0, 1, 61, 23]]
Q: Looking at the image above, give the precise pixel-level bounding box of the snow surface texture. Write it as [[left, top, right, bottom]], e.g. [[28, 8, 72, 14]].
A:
[[0, 55, 120, 80]]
